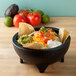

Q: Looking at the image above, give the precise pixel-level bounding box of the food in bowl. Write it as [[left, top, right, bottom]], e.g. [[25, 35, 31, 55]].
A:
[[17, 22, 69, 49]]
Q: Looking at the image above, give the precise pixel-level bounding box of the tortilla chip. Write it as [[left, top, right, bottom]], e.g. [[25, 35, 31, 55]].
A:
[[59, 28, 64, 42], [18, 22, 35, 37], [28, 32, 34, 36], [59, 28, 69, 43], [25, 23, 35, 32], [63, 29, 69, 43], [23, 42, 44, 49]]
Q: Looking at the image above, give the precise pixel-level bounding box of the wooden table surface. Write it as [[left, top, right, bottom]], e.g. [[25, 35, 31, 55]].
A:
[[0, 17, 76, 76]]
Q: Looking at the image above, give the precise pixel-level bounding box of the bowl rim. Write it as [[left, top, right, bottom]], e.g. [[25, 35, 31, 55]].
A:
[[12, 26, 71, 51]]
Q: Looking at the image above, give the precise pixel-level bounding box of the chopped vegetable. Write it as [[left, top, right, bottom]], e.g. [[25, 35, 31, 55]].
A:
[[40, 27, 49, 33]]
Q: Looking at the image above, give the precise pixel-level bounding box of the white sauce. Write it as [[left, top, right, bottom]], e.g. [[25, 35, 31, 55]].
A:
[[47, 40, 62, 48]]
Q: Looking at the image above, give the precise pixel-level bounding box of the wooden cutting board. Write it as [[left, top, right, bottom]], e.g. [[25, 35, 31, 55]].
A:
[[0, 17, 76, 76]]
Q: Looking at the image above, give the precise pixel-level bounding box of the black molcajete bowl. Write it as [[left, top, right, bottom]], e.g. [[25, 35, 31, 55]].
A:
[[12, 27, 71, 73]]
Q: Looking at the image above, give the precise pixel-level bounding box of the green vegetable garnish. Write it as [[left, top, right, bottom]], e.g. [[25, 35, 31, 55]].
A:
[[40, 27, 49, 33], [53, 32, 58, 36], [17, 35, 33, 45]]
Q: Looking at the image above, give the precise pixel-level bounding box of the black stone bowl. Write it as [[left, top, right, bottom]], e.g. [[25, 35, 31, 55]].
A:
[[12, 27, 71, 73]]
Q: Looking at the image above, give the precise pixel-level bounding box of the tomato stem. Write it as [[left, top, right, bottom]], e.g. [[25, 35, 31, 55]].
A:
[[31, 12, 34, 15], [22, 9, 27, 12], [28, 9, 33, 12]]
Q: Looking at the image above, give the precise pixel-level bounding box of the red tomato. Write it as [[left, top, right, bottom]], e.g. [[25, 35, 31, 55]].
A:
[[18, 9, 29, 17], [13, 14, 27, 28], [27, 12, 41, 26], [47, 28, 55, 32], [44, 32, 51, 37], [36, 33, 44, 38], [42, 37, 49, 43]]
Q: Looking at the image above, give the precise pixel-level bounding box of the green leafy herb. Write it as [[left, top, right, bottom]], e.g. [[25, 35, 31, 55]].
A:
[[43, 34, 48, 37], [40, 27, 49, 33]]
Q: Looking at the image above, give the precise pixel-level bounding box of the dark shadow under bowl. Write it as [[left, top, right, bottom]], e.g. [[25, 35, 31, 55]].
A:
[[12, 27, 71, 73]]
